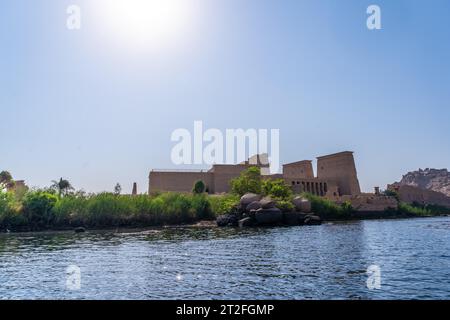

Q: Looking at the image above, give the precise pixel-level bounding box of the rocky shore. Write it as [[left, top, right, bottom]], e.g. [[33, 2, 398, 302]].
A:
[[216, 193, 322, 228]]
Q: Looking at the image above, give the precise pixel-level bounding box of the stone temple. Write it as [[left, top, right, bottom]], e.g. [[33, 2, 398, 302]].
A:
[[149, 151, 361, 198]]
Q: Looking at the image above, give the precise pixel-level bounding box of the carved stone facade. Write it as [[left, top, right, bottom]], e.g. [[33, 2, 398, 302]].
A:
[[149, 151, 362, 197], [338, 194, 398, 212], [317, 151, 361, 196]]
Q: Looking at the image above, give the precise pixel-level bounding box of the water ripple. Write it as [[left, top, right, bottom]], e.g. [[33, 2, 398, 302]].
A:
[[0, 217, 449, 299]]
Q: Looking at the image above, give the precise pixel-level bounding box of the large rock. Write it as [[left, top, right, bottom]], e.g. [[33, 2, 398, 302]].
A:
[[282, 212, 307, 226], [238, 217, 255, 228], [246, 201, 262, 212], [243, 209, 258, 219], [304, 215, 322, 226], [260, 197, 276, 209], [240, 193, 261, 207], [74, 227, 86, 233], [292, 196, 312, 213], [395, 168, 450, 197], [216, 214, 239, 227], [255, 208, 283, 225]]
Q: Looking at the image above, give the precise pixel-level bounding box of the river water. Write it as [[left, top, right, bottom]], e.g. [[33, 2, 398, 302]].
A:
[[0, 217, 449, 299]]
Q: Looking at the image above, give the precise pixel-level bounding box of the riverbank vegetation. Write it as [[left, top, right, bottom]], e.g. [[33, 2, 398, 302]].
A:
[[1, 168, 449, 232], [396, 202, 450, 217], [301, 193, 353, 219], [0, 188, 215, 232], [382, 190, 450, 217]]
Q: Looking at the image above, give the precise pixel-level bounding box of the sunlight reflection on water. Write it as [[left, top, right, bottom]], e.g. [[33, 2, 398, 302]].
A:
[[0, 217, 449, 299]]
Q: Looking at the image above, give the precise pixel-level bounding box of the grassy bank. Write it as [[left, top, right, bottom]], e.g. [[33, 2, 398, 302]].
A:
[[300, 193, 354, 220], [1, 189, 347, 231], [1, 189, 448, 232], [0, 190, 216, 232], [300, 193, 449, 220], [395, 202, 450, 217]]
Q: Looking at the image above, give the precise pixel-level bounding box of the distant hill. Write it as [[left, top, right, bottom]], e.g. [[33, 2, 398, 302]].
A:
[[393, 168, 450, 197]]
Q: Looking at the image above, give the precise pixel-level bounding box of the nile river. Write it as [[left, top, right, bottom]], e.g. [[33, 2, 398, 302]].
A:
[[1, 217, 449, 299]]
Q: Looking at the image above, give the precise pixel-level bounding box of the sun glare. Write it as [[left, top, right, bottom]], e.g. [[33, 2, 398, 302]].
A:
[[91, 0, 193, 51]]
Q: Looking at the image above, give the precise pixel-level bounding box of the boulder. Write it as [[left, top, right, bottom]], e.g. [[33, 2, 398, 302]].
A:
[[243, 209, 258, 220], [260, 197, 276, 209], [74, 227, 86, 233], [246, 201, 262, 212], [298, 213, 309, 224], [304, 215, 322, 226], [255, 208, 283, 225], [292, 196, 312, 213], [238, 217, 255, 228], [235, 204, 246, 215], [282, 212, 307, 226], [240, 193, 261, 207], [248, 209, 258, 219], [216, 214, 239, 227]]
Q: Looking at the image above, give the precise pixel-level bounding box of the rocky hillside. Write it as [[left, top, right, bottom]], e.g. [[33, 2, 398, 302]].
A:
[[395, 168, 450, 197]]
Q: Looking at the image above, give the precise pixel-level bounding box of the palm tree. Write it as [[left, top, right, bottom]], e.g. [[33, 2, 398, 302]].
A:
[[51, 178, 74, 197], [114, 183, 122, 195]]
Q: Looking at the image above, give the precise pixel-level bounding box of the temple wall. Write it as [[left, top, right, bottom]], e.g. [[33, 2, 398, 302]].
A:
[[149, 171, 213, 194], [287, 178, 332, 196], [148, 151, 363, 196], [317, 151, 361, 196], [338, 194, 398, 212], [210, 165, 251, 194], [283, 161, 314, 179]]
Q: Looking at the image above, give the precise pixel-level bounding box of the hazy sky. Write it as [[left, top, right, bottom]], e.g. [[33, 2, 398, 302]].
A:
[[1, 0, 449, 193]]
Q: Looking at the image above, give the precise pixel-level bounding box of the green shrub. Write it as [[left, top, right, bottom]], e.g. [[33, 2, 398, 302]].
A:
[[22, 191, 58, 229], [398, 202, 431, 217], [52, 194, 88, 227], [0, 192, 14, 215], [190, 194, 214, 220], [160, 193, 194, 223], [127, 192, 210, 225], [341, 201, 354, 215], [209, 194, 240, 216], [262, 179, 292, 200], [275, 200, 295, 212], [0, 192, 25, 228], [84, 193, 136, 227], [230, 166, 262, 196], [130, 195, 164, 225], [149, 196, 165, 215], [302, 193, 353, 219], [192, 180, 206, 194], [422, 204, 450, 215]]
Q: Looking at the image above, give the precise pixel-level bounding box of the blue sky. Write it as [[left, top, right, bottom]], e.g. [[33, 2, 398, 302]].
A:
[[1, 0, 449, 193]]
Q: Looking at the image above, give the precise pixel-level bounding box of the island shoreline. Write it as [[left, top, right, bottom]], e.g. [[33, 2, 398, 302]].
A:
[[2, 213, 448, 235]]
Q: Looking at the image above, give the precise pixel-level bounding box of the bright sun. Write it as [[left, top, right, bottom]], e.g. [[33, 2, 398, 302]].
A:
[[91, 0, 193, 50]]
